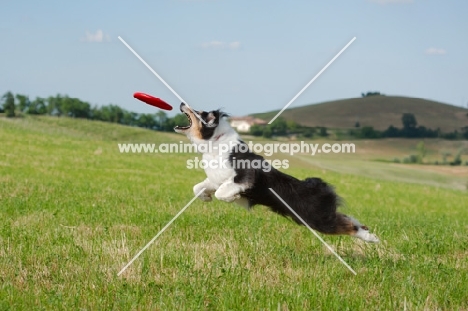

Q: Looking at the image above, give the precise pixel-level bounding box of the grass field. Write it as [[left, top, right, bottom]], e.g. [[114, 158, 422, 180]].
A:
[[1, 116, 467, 310]]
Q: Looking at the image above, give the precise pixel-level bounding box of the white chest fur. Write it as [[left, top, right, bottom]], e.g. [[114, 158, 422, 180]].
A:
[[189, 119, 241, 188], [202, 152, 236, 187]]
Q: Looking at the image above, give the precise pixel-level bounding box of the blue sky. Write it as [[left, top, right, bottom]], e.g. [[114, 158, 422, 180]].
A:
[[2, 0, 467, 116]]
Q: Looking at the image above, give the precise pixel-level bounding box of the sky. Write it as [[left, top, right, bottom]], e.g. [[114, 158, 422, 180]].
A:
[[1, 0, 467, 117]]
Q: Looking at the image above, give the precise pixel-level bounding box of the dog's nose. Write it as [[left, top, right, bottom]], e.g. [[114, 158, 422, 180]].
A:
[[179, 102, 186, 112]]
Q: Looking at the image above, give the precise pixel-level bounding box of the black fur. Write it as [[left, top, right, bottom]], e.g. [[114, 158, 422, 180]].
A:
[[200, 125, 216, 140], [197, 110, 229, 140], [229, 141, 355, 235]]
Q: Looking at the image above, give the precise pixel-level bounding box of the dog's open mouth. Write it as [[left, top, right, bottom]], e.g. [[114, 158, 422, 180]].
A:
[[174, 112, 192, 130]]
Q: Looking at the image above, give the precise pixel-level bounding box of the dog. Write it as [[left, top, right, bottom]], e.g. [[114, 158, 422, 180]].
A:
[[174, 103, 379, 243]]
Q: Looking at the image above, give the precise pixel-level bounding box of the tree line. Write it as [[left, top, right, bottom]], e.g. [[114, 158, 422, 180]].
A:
[[0, 91, 326, 138], [349, 113, 468, 140], [249, 118, 328, 139], [249, 112, 468, 140], [2, 91, 467, 140], [0, 91, 189, 131]]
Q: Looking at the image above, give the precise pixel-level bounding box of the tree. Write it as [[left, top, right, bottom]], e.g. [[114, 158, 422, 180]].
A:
[[286, 120, 301, 133], [359, 126, 379, 139], [302, 127, 315, 138], [172, 113, 189, 127], [71, 99, 91, 119], [161, 116, 176, 132], [16, 94, 30, 113], [47, 94, 64, 116], [361, 91, 382, 97], [262, 126, 272, 138], [122, 111, 139, 126], [269, 117, 288, 136], [249, 124, 264, 136], [28, 97, 47, 115], [461, 126, 468, 140], [158, 113, 189, 131], [402, 113, 417, 129], [155, 111, 167, 130], [383, 125, 400, 137], [400, 113, 418, 137], [442, 131, 458, 140], [2, 91, 16, 117], [97, 104, 122, 122], [137, 113, 157, 129], [318, 127, 328, 137]]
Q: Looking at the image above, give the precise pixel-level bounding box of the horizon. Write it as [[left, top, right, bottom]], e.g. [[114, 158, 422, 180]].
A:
[[3, 91, 467, 119]]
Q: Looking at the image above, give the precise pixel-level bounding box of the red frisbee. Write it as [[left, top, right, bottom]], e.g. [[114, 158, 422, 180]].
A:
[[133, 92, 173, 111]]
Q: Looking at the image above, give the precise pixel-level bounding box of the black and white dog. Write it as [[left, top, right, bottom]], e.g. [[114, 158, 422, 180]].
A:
[[175, 103, 379, 243]]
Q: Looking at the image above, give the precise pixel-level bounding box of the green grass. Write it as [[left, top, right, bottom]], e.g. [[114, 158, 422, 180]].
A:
[[1, 116, 467, 310], [252, 95, 468, 131], [295, 156, 468, 191]]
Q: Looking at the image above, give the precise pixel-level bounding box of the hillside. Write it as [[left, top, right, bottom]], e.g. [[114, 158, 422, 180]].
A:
[[253, 96, 468, 132]]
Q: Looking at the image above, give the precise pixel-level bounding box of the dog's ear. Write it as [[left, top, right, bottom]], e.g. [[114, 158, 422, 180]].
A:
[[206, 112, 217, 126], [205, 110, 229, 127]]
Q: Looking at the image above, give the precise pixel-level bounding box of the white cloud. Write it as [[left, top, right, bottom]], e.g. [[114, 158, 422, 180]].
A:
[[82, 29, 111, 43], [425, 47, 447, 55], [200, 41, 241, 50], [368, 0, 413, 4], [228, 41, 241, 49]]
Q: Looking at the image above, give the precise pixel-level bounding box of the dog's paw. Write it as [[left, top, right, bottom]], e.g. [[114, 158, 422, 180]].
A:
[[354, 226, 380, 243]]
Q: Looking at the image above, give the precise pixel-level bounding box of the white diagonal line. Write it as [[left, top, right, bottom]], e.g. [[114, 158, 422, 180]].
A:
[[268, 37, 356, 124], [118, 36, 206, 125], [117, 188, 205, 276], [268, 188, 357, 275], [118, 36, 186, 103]]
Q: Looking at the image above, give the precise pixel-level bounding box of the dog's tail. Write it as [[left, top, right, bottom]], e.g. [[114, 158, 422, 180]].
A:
[[302, 177, 379, 242]]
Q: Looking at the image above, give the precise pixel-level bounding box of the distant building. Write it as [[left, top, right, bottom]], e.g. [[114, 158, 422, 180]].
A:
[[229, 116, 267, 133]]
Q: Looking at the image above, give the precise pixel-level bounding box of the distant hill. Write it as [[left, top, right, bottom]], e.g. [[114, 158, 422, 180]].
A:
[[252, 96, 468, 132]]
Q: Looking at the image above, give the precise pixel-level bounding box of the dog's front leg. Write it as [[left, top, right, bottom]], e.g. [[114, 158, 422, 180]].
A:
[[193, 178, 217, 202], [214, 181, 245, 203]]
